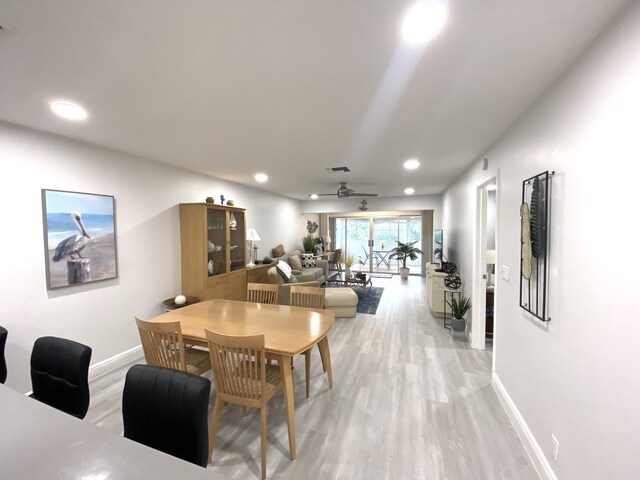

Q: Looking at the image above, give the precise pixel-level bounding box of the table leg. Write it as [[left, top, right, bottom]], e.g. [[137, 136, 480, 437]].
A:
[[278, 354, 296, 460], [317, 337, 333, 389]]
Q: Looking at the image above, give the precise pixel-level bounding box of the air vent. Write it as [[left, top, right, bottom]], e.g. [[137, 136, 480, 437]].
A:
[[326, 166, 351, 172]]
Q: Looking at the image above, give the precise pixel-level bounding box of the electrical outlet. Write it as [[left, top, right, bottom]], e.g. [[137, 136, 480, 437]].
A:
[[501, 265, 510, 282], [552, 434, 559, 462]]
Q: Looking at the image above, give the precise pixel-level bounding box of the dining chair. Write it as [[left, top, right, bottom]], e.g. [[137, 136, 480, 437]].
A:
[[289, 285, 325, 398], [0, 326, 7, 384], [206, 330, 289, 480], [30, 336, 92, 418], [122, 364, 211, 467], [329, 248, 343, 272], [247, 282, 280, 304], [135, 317, 211, 376]]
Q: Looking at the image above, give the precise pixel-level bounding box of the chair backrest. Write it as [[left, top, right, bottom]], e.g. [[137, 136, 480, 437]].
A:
[[135, 317, 186, 371], [289, 285, 325, 309], [332, 248, 342, 263], [122, 364, 211, 468], [0, 326, 7, 384], [206, 330, 266, 405], [247, 282, 279, 304], [30, 336, 92, 418], [361, 245, 370, 260]]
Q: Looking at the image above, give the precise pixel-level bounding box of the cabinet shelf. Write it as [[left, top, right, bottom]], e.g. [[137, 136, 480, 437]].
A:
[[180, 203, 247, 301]]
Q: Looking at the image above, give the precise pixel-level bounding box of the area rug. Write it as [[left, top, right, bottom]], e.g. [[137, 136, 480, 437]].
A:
[[369, 273, 393, 279], [356, 286, 384, 315]]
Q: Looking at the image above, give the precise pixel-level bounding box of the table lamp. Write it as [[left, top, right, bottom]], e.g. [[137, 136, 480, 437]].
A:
[[326, 234, 331, 251], [247, 228, 261, 266]]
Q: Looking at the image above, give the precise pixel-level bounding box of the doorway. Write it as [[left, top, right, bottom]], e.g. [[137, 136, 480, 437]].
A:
[[471, 176, 498, 351]]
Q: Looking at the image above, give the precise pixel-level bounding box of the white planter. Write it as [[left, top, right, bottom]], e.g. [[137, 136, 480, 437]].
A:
[[345, 267, 351, 277], [400, 267, 410, 279]]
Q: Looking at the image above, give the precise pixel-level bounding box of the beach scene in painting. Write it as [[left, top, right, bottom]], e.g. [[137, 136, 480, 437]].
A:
[[44, 190, 117, 288]]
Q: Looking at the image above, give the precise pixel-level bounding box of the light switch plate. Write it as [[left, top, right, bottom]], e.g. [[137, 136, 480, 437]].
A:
[[501, 265, 510, 282]]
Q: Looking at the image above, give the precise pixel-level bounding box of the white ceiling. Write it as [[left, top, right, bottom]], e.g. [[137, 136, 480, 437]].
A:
[[0, 0, 629, 199]]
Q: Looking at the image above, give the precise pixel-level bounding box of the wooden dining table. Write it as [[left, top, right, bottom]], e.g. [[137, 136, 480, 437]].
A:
[[149, 298, 336, 460]]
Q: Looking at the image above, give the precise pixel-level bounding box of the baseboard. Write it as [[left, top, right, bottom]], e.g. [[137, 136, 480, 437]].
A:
[[89, 345, 143, 380], [492, 373, 558, 480]]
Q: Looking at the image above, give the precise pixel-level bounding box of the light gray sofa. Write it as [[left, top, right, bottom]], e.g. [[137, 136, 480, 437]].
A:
[[269, 249, 328, 285], [266, 266, 321, 306]]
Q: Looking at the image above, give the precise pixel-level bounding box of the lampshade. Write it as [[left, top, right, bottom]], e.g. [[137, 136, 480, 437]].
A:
[[486, 249, 497, 265], [326, 234, 331, 243], [247, 228, 261, 241]]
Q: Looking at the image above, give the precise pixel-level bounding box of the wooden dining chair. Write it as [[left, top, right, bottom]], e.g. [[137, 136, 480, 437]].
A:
[[289, 285, 325, 398], [135, 317, 211, 376], [329, 248, 343, 272], [247, 282, 280, 304], [206, 330, 290, 480]]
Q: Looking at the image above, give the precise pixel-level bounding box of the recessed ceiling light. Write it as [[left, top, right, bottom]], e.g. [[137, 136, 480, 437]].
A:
[[255, 173, 268, 183], [404, 159, 420, 170], [310, 194, 318, 200], [401, 1, 447, 46], [50, 101, 88, 121], [404, 187, 415, 195]]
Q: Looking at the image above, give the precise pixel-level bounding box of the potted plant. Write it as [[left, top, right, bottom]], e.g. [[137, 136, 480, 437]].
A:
[[344, 254, 355, 277], [389, 241, 424, 279], [448, 296, 472, 332], [302, 235, 315, 253]]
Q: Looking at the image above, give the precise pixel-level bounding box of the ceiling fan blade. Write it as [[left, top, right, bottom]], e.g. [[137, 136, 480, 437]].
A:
[[349, 193, 378, 197], [315, 193, 338, 196]]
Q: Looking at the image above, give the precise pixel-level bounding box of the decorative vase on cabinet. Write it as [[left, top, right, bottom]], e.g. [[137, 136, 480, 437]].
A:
[[179, 203, 247, 301]]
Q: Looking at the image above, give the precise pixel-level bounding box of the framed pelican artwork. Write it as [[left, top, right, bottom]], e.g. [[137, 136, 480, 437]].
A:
[[42, 189, 118, 289]]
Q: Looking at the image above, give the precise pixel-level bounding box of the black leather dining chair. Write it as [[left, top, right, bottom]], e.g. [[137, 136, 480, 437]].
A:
[[0, 326, 7, 384], [30, 336, 92, 418], [122, 364, 211, 468]]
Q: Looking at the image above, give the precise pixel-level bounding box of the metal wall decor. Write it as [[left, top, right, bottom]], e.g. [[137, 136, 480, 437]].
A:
[[519, 171, 554, 321]]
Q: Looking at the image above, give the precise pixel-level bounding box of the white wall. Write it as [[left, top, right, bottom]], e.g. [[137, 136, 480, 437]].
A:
[[0, 122, 304, 392], [301, 194, 443, 229], [443, 3, 640, 479]]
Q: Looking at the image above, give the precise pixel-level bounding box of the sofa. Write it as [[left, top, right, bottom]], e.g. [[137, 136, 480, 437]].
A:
[[266, 267, 321, 306], [269, 247, 328, 285]]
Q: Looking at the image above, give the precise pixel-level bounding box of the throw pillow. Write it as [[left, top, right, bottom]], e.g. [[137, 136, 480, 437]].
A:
[[289, 254, 303, 271], [272, 244, 285, 258], [301, 253, 316, 268], [276, 260, 292, 282], [287, 275, 299, 284]]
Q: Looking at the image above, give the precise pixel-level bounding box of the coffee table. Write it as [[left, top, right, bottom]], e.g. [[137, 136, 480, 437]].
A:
[[328, 272, 372, 295]]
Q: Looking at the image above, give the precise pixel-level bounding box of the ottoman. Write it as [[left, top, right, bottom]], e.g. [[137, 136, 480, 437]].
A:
[[324, 288, 358, 318]]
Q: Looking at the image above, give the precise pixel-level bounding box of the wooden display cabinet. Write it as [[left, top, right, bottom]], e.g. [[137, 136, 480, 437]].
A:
[[179, 203, 247, 301]]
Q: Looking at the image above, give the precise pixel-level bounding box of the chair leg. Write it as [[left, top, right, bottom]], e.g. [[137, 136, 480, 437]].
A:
[[208, 396, 225, 463], [242, 406, 248, 417], [304, 349, 311, 398], [261, 404, 267, 480]]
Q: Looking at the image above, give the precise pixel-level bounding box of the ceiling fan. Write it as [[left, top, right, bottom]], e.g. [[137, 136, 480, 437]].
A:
[[314, 182, 379, 199]]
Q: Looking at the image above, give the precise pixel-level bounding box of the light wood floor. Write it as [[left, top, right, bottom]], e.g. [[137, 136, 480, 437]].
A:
[[86, 276, 538, 479]]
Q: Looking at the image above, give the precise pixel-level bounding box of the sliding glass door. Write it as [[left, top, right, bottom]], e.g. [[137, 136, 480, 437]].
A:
[[330, 214, 423, 275]]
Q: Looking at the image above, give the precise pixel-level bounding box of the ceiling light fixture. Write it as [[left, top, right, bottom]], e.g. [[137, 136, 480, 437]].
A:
[[401, 1, 448, 46], [50, 100, 88, 121], [310, 194, 318, 200], [404, 159, 420, 170], [254, 173, 268, 183], [405, 187, 415, 195]]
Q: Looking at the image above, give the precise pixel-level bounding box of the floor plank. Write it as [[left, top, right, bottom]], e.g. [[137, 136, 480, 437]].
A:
[[87, 276, 538, 479]]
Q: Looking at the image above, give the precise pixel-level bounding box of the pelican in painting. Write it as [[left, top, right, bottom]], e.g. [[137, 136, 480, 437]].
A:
[[52, 211, 91, 261]]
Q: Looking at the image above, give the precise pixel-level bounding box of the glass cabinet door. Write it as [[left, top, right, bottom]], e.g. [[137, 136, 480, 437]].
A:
[[228, 210, 246, 271], [207, 208, 227, 276]]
